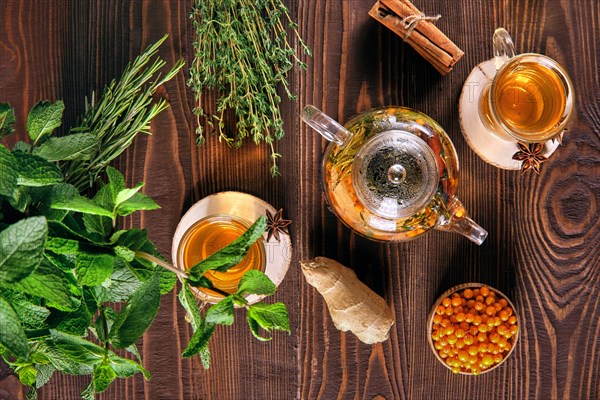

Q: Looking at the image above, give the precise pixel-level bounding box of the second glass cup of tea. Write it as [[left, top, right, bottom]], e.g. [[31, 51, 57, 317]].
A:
[[460, 28, 575, 171]]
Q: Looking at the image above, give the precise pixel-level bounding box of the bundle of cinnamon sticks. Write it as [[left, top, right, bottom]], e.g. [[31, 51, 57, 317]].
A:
[[368, 0, 463, 75]]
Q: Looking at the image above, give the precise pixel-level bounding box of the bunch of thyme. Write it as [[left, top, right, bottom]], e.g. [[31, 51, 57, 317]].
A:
[[188, 0, 311, 176], [61, 35, 184, 191]]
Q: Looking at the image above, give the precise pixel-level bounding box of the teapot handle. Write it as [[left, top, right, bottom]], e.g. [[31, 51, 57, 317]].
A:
[[493, 28, 516, 71], [301, 105, 353, 148], [435, 197, 488, 245]]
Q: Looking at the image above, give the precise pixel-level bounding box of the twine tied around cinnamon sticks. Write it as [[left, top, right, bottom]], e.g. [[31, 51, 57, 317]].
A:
[[369, 0, 463, 75], [398, 13, 441, 39]]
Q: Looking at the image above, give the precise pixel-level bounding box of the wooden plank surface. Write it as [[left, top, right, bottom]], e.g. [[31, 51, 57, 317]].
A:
[[0, 0, 599, 399]]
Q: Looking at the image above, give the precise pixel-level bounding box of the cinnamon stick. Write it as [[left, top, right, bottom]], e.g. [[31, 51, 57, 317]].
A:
[[368, 0, 464, 75]]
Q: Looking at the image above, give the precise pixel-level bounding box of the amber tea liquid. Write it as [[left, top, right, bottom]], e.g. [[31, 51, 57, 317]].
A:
[[179, 215, 265, 296], [492, 60, 567, 141]]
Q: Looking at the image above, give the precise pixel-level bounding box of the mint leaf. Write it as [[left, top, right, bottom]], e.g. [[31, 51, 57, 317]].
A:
[[33, 132, 99, 161], [14, 152, 63, 187], [247, 314, 270, 342], [187, 215, 267, 285], [93, 260, 143, 303], [52, 194, 114, 218], [113, 246, 135, 262], [181, 322, 215, 358], [0, 289, 50, 330], [205, 295, 235, 325], [247, 302, 290, 340], [16, 364, 37, 386], [93, 361, 116, 393], [106, 167, 125, 200], [34, 183, 79, 221], [9, 186, 32, 212], [81, 381, 95, 400], [12, 141, 31, 153], [237, 270, 276, 296], [49, 330, 104, 364], [109, 274, 160, 349], [75, 252, 114, 286], [0, 103, 16, 139], [0, 145, 18, 200], [199, 347, 211, 369], [116, 192, 160, 216], [35, 364, 55, 388], [0, 294, 29, 360], [48, 301, 92, 336], [130, 256, 177, 295], [26, 101, 64, 144], [114, 183, 143, 206], [109, 353, 150, 379], [0, 216, 47, 283], [178, 284, 203, 331], [8, 258, 81, 312]]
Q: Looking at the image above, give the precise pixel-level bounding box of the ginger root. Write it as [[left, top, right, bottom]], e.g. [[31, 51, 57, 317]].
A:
[[301, 257, 394, 344]]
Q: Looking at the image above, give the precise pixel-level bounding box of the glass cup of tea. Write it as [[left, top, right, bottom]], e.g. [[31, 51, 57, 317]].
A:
[[459, 28, 575, 173], [171, 191, 292, 305]]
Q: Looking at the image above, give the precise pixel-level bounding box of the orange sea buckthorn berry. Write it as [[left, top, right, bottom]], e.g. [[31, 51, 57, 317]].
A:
[[436, 305, 445, 315], [494, 317, 502, 327], [478, 324, 488, 333], [456, 313, 466, 322], [485, 296, 495, 305], [438, 350, 448, 358], [469, 326, 478, 336], [467, 299, 476, 308], [442, 298, 452, 308], [473, 315, 482, 326], [465, 313, 474, 323], [455, 328, 465, 339], [441, 318, 451, 327], [482, 355, 494, 366], [433, 314, 443, 324], [467, 346, 479, 356], [458, 350, 469, 362], [445, 326, 455, 336], [477, 332, 487, 342], [508, 316, 517, 325], [473, 288, 480, 296], [498, 310, 510, 321], [445, 307, 453, 316], [451, 297, 463, 307], [463, 334, 475, 345], [447, 335, 458, 345], [509, 325, 518, 336], [460, 322, 470, 331], [475, 295, 484, 303], [494, 353, 503, 364], [451, 366, 461, 374], [475, 302, 485, 311], [450, 315, 457, 323], [486, 317, 496, 328], [496, 324, 508, 336], [505, 307, 513, 316], [469, 354, 478, 365], [494, 302, 503, 312], [499, 299, 508, 308], [455, 339, 465, 349], [463, 288, 474, 299], [480, 287, 490, 297], [454, 306, 464, 315], [435, 342, 443, 350], [498, 338, 508, 349]]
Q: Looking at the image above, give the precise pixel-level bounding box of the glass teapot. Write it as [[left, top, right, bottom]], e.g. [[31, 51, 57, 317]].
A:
[[302, 105, 488, 245]]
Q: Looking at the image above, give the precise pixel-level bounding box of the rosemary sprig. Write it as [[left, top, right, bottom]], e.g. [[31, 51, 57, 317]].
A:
[[188, 0, 311, 176], [61, 35, 184, 191]]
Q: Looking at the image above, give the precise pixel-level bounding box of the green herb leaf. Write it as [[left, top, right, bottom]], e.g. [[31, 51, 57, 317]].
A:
[[198, 347, 211, 369], [109, 353, 150, 379], [34, 183, 79, 221], [0, 289, 50, 330], [35, 364, 55, 389], [237, 270, 276, 296], [205, 295, 235, 326], [181, 322, 215, 358], [52, 194, 114, 218], [0, 294, 30, 360], [109, 274, 160, 349], [93, 260, 143, 303], [178, 283, 203, 332], [93, 361, 116, 393], [12, 141, 32, 153], [114, 246, 135, 262], [116, 192, 160, 216], [247, 314, 270, 342], [13, 152, 63, 187], [48, 329, 104, 364], [114, 183, 143, 206], [81, 380, 95, 400], [0, 216, 47, 283], [40, 341, 93, 376], [0, 145, 18, 200], [0, 103, 16, 139], [26, 101, 64, 144], [16, 364, 37, 386], [47, 301, 92, 336], [75, 252, 115, 286], [7, 258, 81, 312], [187, 215, 266, 285], [33, 133, 99, 162], [247, 302, 290, 340]]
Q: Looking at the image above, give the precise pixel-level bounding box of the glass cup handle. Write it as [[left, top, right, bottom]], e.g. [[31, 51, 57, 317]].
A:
[[493, 28, 516, 70], [301, 105, 353, 148]]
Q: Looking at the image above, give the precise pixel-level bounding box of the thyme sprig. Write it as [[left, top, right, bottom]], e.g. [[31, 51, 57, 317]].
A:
[[188, 0, 311, 176]]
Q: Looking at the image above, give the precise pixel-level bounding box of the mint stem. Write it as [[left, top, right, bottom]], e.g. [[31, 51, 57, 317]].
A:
[[135, 251, 189, 279]]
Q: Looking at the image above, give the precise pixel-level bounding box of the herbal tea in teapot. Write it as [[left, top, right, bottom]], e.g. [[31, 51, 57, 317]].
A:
[[302, 106, 487, 244]]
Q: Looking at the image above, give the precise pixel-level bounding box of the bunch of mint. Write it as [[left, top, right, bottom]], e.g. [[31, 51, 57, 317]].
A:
[[0, 102, 290, 399]]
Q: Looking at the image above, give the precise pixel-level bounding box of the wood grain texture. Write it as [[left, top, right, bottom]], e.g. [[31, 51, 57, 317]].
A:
[[0, 0, 599, 399]]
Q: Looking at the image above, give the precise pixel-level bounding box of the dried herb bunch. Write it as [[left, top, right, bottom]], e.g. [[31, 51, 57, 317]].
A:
[[188, 0, 311, 176]]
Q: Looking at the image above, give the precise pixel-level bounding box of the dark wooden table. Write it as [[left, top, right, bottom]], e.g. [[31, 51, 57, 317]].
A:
[[1, 1, 599, 399]]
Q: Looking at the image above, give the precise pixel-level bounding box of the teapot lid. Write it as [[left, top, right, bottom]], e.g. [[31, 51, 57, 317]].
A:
[[351, 130, 440, 219]]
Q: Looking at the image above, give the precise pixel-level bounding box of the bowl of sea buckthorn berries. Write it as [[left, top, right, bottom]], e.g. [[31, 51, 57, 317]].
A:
[[428, 283, 519, 375]]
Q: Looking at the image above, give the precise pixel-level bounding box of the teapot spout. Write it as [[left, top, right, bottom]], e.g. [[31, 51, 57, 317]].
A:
[[301, 105, 353, 147], [435, 197, 488, 245]]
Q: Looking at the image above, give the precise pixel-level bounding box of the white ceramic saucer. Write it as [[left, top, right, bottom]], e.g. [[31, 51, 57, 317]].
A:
[[171, 191, 292, 305], [458, 58, 561, 170]]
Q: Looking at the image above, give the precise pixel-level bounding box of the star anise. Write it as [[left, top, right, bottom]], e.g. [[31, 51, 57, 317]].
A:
[[266, 209, 292, 242], [512, 142, 548, 175]]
